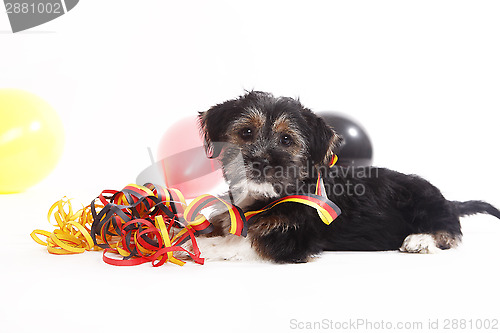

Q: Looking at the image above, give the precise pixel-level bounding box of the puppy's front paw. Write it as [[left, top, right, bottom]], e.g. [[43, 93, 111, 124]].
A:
[[195, 235, 262, 261], [400, 234, 441, 254]]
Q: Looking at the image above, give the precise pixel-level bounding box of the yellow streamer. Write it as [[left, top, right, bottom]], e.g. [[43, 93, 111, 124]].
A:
[[31, 197, 102, 255]]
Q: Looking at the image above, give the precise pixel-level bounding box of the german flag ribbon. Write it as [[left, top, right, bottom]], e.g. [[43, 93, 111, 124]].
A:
[[245, 175, 341, 226], [183, 194, 247, 236], [329, 154, 339, 168]]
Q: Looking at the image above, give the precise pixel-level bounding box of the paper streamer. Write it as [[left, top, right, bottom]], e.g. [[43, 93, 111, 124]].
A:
[[32, 175, 341, 267], [31, 197, 100, 255]]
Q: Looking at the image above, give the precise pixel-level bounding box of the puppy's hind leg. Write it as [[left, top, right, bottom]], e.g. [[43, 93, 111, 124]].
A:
[[400, 231, 461, 254], [399, 188, 463, 254], [400, 234, 440, 254]]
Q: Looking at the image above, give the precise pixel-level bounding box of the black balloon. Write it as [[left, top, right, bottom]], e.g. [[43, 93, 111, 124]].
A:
[[317, 112, 373, 167]]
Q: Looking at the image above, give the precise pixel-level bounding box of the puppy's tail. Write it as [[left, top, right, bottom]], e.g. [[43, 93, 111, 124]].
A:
[[453, 200, 500, 219]]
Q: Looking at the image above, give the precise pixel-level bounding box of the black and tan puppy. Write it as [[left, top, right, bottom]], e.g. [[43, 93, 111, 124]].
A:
[[196, 91, 500, 263]]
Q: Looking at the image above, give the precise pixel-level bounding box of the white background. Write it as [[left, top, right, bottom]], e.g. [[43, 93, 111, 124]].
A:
[[1, 1, 499, 332]]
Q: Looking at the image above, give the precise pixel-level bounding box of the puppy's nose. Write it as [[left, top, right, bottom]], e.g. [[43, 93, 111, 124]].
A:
[[250, 158, 270, 173]]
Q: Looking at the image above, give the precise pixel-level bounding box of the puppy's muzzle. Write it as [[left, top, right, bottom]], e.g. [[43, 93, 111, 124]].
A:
[[248, 158, 272, 182]]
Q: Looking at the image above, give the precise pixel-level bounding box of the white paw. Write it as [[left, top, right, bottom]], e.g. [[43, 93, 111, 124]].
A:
[[194, 235, 262, 261], [400, 234, 441, 254]]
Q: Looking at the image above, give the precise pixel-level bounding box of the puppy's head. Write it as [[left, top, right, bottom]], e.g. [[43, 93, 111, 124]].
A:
[[199, 91, 341, 202]]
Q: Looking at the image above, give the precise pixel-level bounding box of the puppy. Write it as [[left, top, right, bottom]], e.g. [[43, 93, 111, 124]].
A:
[[195, 91, 500, 263]]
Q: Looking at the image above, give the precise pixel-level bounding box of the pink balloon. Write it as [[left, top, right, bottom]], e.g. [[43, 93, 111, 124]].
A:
[[157, 116, 224, 198]]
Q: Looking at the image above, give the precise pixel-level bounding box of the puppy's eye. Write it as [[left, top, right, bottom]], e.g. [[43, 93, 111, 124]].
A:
[[280, 134, 293, 146], [239, 128, 254, 141]]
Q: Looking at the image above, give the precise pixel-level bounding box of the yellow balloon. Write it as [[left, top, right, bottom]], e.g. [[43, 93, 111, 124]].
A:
[[0, 89, 64, 194]]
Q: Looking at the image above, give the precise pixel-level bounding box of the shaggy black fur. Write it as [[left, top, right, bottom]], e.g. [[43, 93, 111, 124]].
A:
[[199, 91, 500, 263]]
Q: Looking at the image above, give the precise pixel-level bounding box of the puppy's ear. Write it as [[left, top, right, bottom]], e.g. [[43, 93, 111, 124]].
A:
[[198, 99, 240, 158], [302, 109, 343, 166]]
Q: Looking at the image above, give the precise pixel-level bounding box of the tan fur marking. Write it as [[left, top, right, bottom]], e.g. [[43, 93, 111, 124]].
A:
[[249, 215, 298, 237], [321, 126, 342, 166], [242, 107, 266, 129], [272, 113, 291, 133], [433, 231, 461, 250], [270, 114, 307, 153], [227, 108, 265, 144]]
